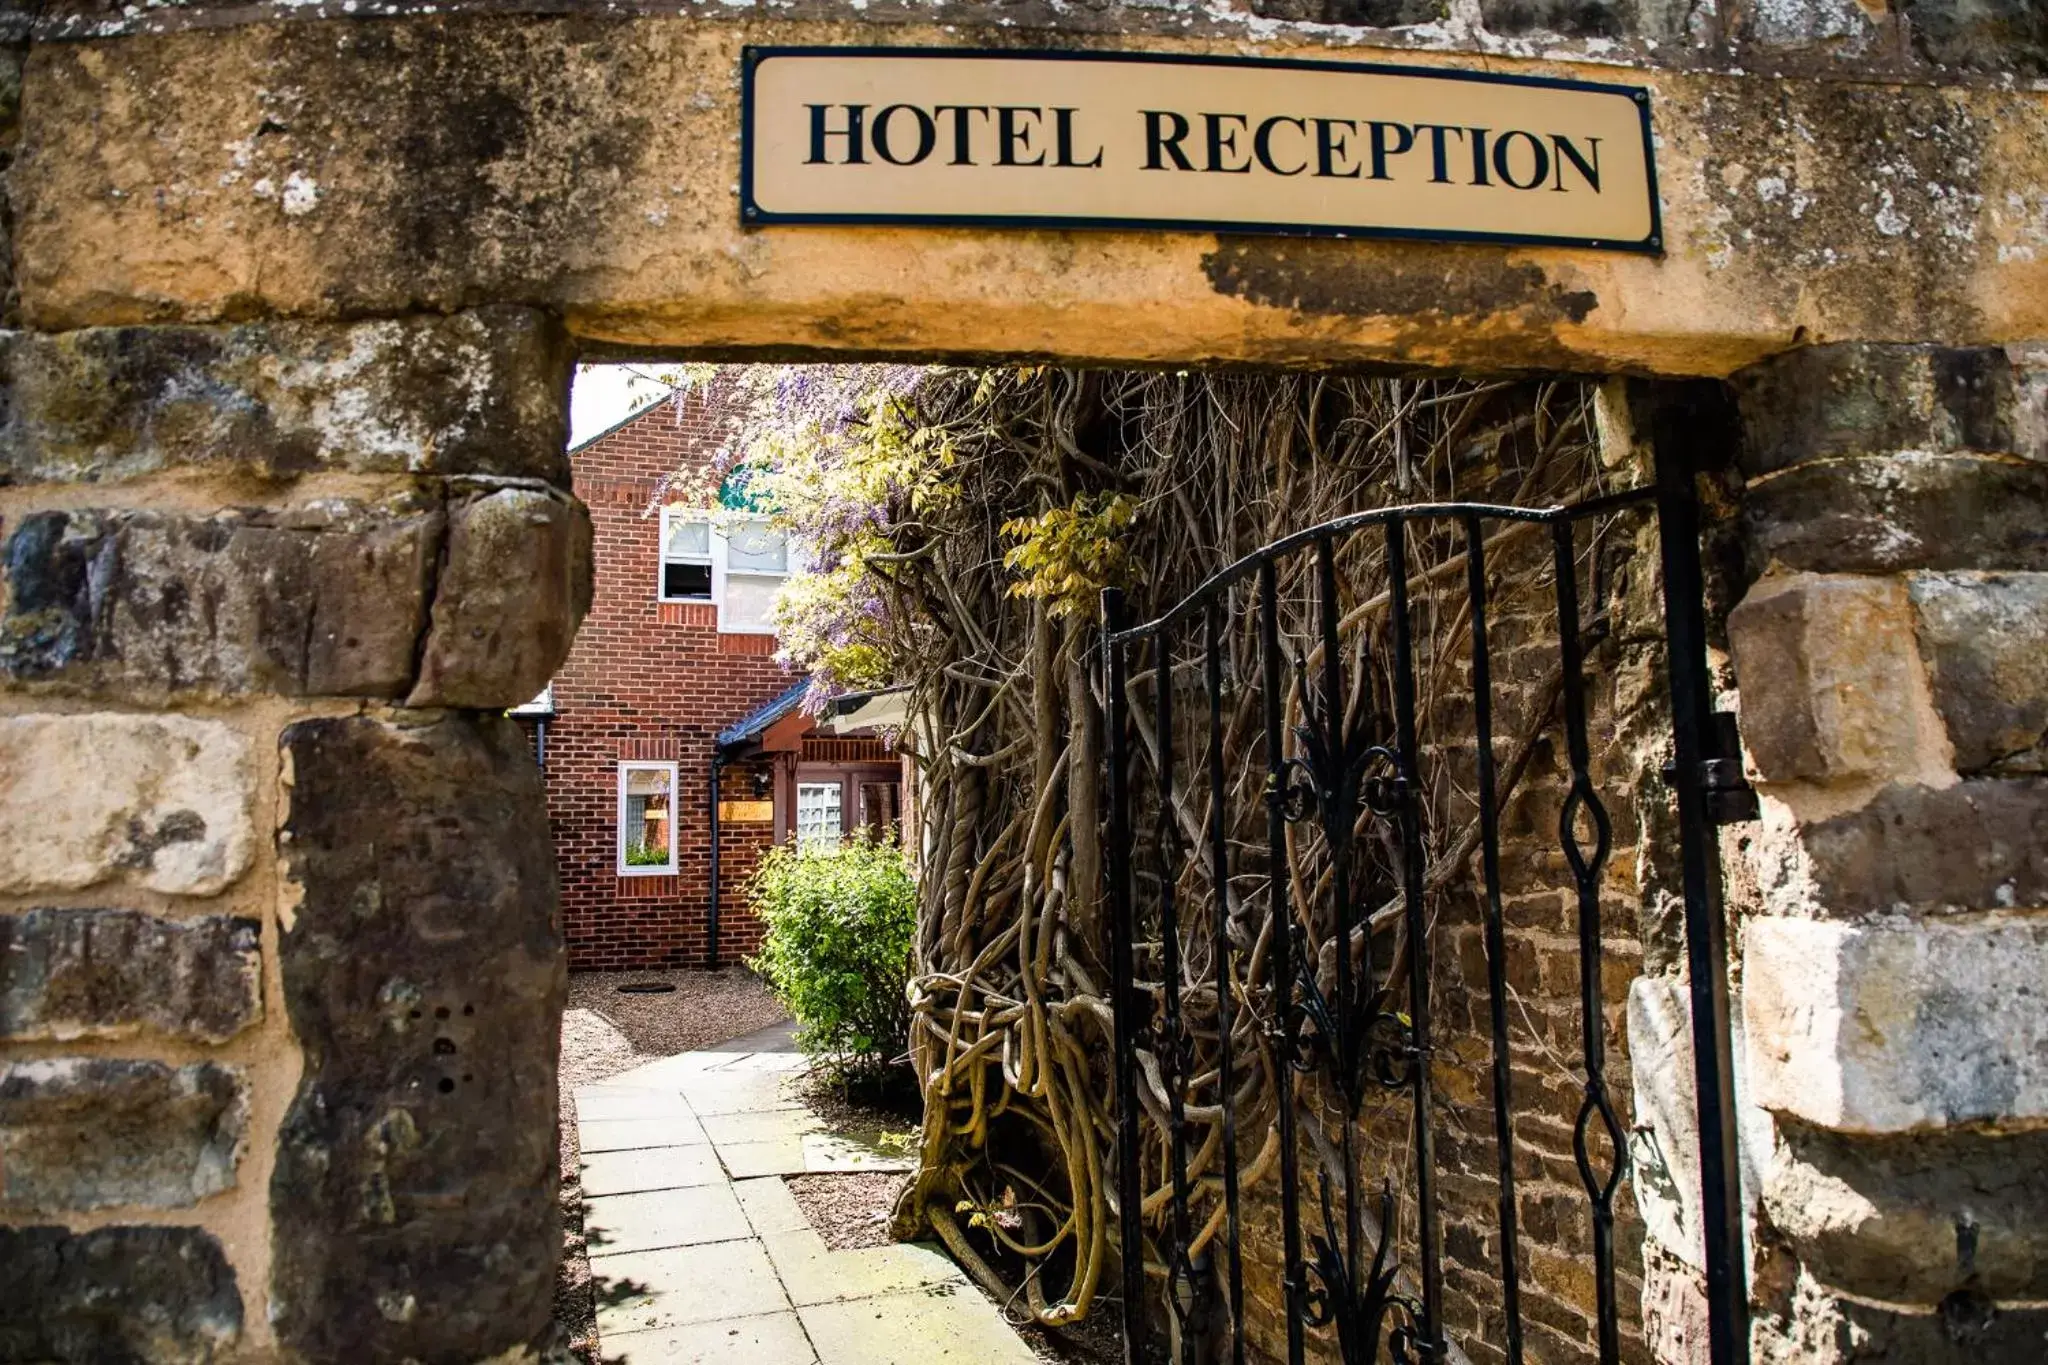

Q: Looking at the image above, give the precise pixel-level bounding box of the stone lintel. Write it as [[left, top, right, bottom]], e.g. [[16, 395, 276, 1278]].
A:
[[1744, 914, 2048, 1134], [15, 21, 2048, 371]]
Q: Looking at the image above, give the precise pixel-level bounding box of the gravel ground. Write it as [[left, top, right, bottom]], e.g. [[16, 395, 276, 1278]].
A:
[[555, 968, 789, 1363], [785, 1171, 909, 1251], [560, 967, 791, 1091]]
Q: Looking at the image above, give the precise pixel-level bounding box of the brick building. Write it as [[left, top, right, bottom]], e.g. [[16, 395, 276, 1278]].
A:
[[517, 387, 899, 972]]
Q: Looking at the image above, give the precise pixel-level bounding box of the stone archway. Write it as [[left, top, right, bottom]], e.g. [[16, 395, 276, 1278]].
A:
[[2, 5, 2045, 1362]]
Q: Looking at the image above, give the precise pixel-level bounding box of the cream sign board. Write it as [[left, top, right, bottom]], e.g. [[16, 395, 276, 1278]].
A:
[[741, 48, 1661, 253]]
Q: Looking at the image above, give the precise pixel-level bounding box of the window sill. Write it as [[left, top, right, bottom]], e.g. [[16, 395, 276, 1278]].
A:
[[617, 864, 679, 878]]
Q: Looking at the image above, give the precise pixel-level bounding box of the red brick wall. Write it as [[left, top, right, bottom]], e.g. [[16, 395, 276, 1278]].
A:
[[527, 390, 799, 971]]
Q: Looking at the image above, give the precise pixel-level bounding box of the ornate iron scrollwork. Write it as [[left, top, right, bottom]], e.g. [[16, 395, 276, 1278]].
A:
[[1297, 1179, 1434, 1365]]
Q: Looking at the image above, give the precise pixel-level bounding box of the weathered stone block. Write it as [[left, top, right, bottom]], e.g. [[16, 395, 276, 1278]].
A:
[[1249, 0, 1444, 23], [1898, 0, 2048, 75], [2, 483, 589, 706], [1908, 572, 2048, 774], [1736, 0, 1881, 52], [2, 496, 440, 700], [1764, 1122, 2048, 1303], [0, 713, 253, 896], [1477, 0, 1633, 37], [0, 1058, 247, 1211], [1752, 779, 2048, 918], [2014, 343, 2048, 461], [1743, 453, 2048, 576], [1626, 975, 1769, 1274], [0, 307, 570, 486], [1735, 344, 2021, 477], [408, 485, 593, 708], [1726, 574, 1947, 784], [273, 711, 564, 1364], [0, 1224, 242, 1364], [1754, 1271, 2046, 1364], [0, 908, 261, 1044], [1744, 914, 2048, 1133]]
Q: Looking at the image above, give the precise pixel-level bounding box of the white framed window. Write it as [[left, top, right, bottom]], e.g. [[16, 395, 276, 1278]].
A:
[[795, 782, 844, 849], [658, 507, 793, 634], [659, 510, 713, 603], [618, 762, 679, 875], [715, 517, 791, 635]]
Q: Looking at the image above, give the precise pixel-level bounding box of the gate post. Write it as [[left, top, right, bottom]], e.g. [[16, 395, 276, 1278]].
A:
[[1642, 381, 1752, 1365], [0, 312, 589, 1362], [1721, 344, 2048, 1361]]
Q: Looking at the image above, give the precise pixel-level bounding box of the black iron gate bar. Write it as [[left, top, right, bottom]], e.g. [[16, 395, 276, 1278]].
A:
[[1099, 469, 1748, 1365]]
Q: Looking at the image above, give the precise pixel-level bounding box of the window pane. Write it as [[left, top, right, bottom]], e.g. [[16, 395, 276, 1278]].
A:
[[723, 573, 783, 632], [725, 520, 788, 573], [664, 516, 710, 559], [663, 561, 712, 600], [622, 767, 674, 869], [796, 782, 842, 848]]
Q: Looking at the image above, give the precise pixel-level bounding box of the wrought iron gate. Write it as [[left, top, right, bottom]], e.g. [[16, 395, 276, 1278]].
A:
[[1099, 445, 1750, 1365]]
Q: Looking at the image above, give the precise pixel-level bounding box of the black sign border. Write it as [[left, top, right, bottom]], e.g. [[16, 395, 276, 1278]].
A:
[[739, 45, 1663, 255]]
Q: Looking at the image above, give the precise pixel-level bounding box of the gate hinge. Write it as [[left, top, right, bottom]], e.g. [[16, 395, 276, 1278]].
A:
[[1662, 711, 1760, 825]]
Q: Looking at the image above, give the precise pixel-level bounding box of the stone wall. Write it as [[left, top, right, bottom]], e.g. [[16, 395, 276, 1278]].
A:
[[1624, 343, 2048, 1363], [0, 309, 588, 1363]]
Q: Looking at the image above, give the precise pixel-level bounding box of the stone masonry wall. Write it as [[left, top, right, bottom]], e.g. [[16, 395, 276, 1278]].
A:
[[1625, 343, 2048, 1363], [0, 308, 589, 1363]]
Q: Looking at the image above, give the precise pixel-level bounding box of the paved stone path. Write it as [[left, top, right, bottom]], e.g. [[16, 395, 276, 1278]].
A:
[[576, 1024, 1041, 1365]]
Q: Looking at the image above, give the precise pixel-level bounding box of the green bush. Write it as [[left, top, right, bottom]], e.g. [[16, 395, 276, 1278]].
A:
[[747, 834, 917, 1076]]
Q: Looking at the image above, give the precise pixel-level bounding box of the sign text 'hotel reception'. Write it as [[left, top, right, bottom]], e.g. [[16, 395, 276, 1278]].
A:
[[741, 48, 1661, 253]]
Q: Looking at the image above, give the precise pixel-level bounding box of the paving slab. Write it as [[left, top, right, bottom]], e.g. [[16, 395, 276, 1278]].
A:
[[594, 1240, 791, 1336], [700, 1108, 825, 1146], [581, 1115, 711, 1152], [575, 1086, 692, 1123], [731, 1176, 812, 1237], [711, 1050, 811, 1073], [585, 1183, 752, 1257], [704, 1020, 801, 1054], [681, 1078, 809, 1117], [580, 1143, 724, 1198], [800, 1286, 1041, 1365], [600, 1310, 818, 1365], [717, 1136, 810, 1180], [800, 1132, 915, 1174], [762, 1230, 967, 1308]]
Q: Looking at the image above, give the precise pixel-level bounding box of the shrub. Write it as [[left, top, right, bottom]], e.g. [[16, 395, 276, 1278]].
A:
[[747, 834, 917, 1077]]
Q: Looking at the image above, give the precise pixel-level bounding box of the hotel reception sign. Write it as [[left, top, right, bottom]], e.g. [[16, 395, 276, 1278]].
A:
[[741, 48, 1661, 253]]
